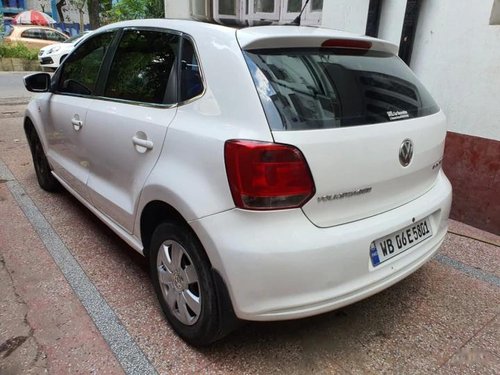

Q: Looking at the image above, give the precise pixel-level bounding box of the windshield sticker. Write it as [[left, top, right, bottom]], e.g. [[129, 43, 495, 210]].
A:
[[387, 110, 410, 121]]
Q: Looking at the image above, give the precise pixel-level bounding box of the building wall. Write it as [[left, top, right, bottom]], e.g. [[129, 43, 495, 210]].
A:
[[412, 0, 500, 141], [412, 1, 500, 235], [377, 0, 406, 46], [164, 0, 190, 19], [321, 0, 369, 34], [443, 132, 499, 235]]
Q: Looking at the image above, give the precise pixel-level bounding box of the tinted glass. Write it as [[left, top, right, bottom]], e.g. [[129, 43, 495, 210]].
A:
[[58, 32, 115, 96], [64, 32, 85, 43], [46, 30, 66, 42], [219, 0, 236, 15], [245, 48, 439, 131], [21, 29, 44, 39], [104, 29, 180, 105], [180, 38, 203, 102], [254, 0, 274, 13], [311, 0, 323, 11], [287, 0, 302, 12]]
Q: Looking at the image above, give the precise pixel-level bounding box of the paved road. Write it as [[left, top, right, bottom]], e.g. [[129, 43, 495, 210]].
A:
[[0, 72, 37, 104], [0, 106, 499, 374]]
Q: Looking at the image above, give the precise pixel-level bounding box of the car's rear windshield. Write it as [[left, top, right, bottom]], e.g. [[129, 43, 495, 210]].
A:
[[244, 48, 439, 131]]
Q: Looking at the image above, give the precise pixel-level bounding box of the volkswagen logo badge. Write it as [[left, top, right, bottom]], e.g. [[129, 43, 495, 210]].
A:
[[399, 139, 413, 167]]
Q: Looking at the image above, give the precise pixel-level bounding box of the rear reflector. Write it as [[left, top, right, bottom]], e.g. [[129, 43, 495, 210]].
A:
[[321, 39, 372, 50], [224, 140, 315, 210]]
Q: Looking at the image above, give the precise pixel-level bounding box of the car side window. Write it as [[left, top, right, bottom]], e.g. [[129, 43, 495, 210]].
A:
[[103, 29, 180, 105], [180, 37, 204, 102], [58, 32, 116, 96], [46, 30, 66, 42], [21, 29, 43, 39]]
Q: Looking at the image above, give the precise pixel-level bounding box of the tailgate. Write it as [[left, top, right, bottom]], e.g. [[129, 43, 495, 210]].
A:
[[240, 29, 446, 227]]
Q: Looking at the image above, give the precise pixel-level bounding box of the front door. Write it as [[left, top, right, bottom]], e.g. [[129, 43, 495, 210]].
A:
[[46, 30, 117, 201]]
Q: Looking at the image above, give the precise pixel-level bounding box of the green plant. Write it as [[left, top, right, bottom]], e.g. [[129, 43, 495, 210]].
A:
[[0, 43, 39, 60], [104, 0, 164, 23]]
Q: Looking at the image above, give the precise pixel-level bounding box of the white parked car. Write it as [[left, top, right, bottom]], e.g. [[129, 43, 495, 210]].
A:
[[38, 31, 90, 70], [23, 19, 452, 345]]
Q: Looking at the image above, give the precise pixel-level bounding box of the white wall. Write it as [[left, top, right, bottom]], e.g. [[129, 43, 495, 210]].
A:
[[412, 0, 500, 140], [377, 0, 406, 46], [165, 0, 191, 19], [321, 0, 369, 34]]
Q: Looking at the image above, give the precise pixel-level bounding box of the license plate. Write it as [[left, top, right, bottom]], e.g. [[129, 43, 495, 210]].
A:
[[370, 218, 433, 267]]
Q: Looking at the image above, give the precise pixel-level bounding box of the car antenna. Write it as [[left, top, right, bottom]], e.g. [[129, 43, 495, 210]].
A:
[[290, 0, 311, 26]]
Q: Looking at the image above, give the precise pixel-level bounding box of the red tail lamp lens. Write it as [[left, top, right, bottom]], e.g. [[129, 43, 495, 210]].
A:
[[224, 140, 315, 210], [321, 39, 372, 49]]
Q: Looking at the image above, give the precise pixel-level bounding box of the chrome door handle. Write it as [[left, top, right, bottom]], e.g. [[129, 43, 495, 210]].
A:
[[71, 118, 83, 131], [132, 136, 153, 151]]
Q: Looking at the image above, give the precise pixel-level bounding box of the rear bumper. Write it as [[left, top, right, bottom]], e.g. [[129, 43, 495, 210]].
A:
[[190, 170, 452, 321]]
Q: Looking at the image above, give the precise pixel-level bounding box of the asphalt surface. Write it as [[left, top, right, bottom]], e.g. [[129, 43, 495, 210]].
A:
[[0, 72, 36, 104], [0, 72, 499, 374]]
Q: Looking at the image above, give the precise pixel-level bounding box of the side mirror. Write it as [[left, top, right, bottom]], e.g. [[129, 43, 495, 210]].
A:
[[24, 73, 51, 93]]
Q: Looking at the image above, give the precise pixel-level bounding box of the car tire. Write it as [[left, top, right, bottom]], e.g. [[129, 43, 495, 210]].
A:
[[28, 129, 60, 192], [149, 222, 237, 346]]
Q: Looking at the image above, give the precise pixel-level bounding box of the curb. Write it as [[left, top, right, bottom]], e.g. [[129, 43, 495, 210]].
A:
[[0, 58, 41, 72]]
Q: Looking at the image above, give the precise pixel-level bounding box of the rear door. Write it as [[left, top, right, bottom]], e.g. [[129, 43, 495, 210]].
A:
[[83, 29, 181, 232], [46, 30, 117, 201], [243, 40, 446, 227]]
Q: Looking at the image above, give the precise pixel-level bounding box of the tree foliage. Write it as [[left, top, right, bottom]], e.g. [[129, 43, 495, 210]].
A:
[[104, 0, 165, 23]]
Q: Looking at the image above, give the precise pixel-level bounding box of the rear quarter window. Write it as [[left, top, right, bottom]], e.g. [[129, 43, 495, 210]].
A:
[[244, 48, 439, 131]]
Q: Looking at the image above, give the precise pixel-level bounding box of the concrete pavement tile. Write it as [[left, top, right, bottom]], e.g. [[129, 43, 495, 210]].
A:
[[7, 162, 214, 374], [0, 184, 123, 374], [110, 294, 214, 374], [309, 261, 499, 374], [435, 313, 500, 375], [475, 314, 500, 357], [399, 261, 500, 330], [436, 344, 500, 375], [439, 232, 500, 277], [197, 358, 351, 375], [0, 251, 48, 375], [197, 322, 309, 375], [0, 336, 48, 375], [448, 219, 500, 247]]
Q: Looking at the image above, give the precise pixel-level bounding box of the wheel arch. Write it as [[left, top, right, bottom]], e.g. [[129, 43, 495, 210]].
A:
[[24, 116, 39, 151], [24, 116, 35, 141], [139, 200, 192, 259]]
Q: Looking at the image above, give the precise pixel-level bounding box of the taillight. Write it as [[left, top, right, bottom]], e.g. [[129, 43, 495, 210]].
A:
[[224, 140, 315, 210], [321, 39, 372, 50]]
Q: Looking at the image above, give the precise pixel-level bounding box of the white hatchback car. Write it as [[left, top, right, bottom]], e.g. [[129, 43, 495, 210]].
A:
[[38, 31, 90, 70], [23, 19, 452, 345]]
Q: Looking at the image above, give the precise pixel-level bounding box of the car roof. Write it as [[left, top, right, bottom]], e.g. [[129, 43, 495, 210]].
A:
[[97, 19, 398, 54], [12, 25, 60, 30]]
